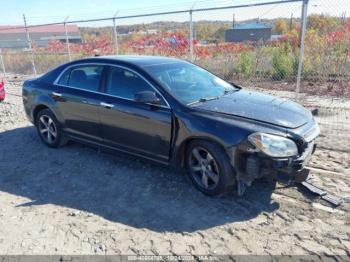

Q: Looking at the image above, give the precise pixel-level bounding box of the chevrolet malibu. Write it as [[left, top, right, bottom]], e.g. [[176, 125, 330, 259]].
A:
[[22, 56, 320, 196]]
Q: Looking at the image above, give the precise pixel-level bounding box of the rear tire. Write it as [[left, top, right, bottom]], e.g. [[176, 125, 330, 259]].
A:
[[185, 140, 235, 196], [35, 108, 66, 148]]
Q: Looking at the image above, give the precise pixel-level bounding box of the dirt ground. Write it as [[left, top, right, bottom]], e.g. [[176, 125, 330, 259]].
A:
[[0, 75, 349, 255]]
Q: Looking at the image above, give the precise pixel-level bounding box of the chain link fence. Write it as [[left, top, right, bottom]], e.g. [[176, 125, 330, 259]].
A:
[[0, 0, 349, 153]]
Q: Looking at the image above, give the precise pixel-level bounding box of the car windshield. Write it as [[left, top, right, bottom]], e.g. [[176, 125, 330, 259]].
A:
[[144, 62, 237, 105]]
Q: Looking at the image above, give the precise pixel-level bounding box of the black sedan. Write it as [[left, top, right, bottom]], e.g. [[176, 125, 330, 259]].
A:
[[22, 55, 320, 196]]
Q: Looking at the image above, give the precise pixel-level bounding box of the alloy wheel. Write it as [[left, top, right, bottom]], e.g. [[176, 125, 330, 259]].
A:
[[38, 115, 57, 144], [189, 147, 220, 190]]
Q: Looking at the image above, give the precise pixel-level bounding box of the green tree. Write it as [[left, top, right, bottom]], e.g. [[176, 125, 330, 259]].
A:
[[213, 25, 230, 41], [273, 19, 288, 34], [307, 14, 340, 33], [196, 23, 216, 41], [272, 46, 293, 80], [236, 52, 255, 78]]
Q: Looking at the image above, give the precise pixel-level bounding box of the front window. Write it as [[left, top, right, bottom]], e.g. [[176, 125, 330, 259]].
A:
[[144, 62, 237, 105], [106, 67, 153, 100], [105, 66, 167, 106]]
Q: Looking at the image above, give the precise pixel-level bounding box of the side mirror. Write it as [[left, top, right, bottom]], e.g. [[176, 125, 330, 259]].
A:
[[134, 91, 161, 105]]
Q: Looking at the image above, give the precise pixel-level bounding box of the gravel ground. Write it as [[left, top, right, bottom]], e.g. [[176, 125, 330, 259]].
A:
[[0, 76, 349, 255]]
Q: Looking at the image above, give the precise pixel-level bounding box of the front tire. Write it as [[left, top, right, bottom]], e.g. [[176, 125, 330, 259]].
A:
[[35, 109, 66, 148], [185, 140, 235, 196]]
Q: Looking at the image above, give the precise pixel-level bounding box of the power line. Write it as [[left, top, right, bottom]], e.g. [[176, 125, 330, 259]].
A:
[[27, 0, 262, 22], [0, 0, 302, 32], [258, 4, 279, 18], [0, 0, 258, 26]]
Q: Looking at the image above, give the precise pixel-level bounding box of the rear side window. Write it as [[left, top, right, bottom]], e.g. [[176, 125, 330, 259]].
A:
[[58, 65, 104, 92], [57, 69, 70, 85]]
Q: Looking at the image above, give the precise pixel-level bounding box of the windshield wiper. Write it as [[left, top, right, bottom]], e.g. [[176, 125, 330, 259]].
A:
[[187, 88, 240, 106], [187, 96, 220, 106], [223, 88, 240, 95]]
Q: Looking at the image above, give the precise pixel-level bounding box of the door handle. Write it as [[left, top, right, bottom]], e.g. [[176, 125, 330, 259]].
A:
[[51, 92, 62, 97], [100, 102, 114, 108]]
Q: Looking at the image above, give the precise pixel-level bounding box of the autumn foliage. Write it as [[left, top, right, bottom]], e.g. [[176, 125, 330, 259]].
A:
[[2, 15, 350, 96]]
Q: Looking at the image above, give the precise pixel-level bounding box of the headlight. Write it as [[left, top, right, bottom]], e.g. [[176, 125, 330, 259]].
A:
[[248, 132, 298, 157]]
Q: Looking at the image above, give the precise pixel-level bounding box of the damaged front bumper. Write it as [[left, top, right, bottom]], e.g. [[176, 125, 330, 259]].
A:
[[229, 137, 317, 196]]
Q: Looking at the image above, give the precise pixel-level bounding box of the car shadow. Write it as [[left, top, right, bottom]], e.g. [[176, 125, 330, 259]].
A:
[[0, 126, 279, 233]]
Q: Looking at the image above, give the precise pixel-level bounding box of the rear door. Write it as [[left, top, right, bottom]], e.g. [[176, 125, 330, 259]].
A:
[[54, 64, 105, 142], [99, 65, 172, 162]]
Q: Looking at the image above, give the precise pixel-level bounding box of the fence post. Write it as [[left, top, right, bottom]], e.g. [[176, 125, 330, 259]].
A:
[[0, 50, 6, 77], [64, 17, 72, 61], [23, 14, 37, 75], [189, 10, 194, 61], [295, 0, 309, 99], [113, 16, 119, 55]]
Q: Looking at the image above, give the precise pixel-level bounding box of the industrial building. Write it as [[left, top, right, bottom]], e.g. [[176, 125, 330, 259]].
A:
[[0, 24, 82, 49], [225, 21, 272, 42]]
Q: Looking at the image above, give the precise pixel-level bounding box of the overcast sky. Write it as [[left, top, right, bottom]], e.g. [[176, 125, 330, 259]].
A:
[[0, 0, 348, 27]]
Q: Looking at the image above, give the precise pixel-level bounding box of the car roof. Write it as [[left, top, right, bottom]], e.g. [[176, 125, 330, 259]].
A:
[[80, 55, 184, 67], [42, 55, 187, 84]]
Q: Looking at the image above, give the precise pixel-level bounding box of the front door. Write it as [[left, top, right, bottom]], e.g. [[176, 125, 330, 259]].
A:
[[99, 66, 172, 162]]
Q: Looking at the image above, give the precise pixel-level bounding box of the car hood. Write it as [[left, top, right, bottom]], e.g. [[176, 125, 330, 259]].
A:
[[192, 89, 313, 129]]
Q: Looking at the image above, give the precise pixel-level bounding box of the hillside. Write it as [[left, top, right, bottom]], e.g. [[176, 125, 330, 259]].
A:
[[79, 18, 301, 42]]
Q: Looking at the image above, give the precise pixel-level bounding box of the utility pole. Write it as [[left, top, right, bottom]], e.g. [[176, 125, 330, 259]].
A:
[[295, 0, 309, 99], [64, 16, 72, 61], [113, 11, 119, 55], [189, 10, 193, 61], [290, 13, 293, 31], [341, 11, 346, 25], [188, 1, 196, 62], [0, 49, 6, 77], [23, 14, 37, 75]]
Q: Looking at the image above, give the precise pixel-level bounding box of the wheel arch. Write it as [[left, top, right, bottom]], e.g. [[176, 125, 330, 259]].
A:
[[33, 104, 50, 122], [32, 103, 63, 126], [175, 135, 229, 168]]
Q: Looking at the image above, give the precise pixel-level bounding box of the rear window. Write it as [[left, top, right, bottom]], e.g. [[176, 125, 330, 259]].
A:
[[39, 64, 66, 84]]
